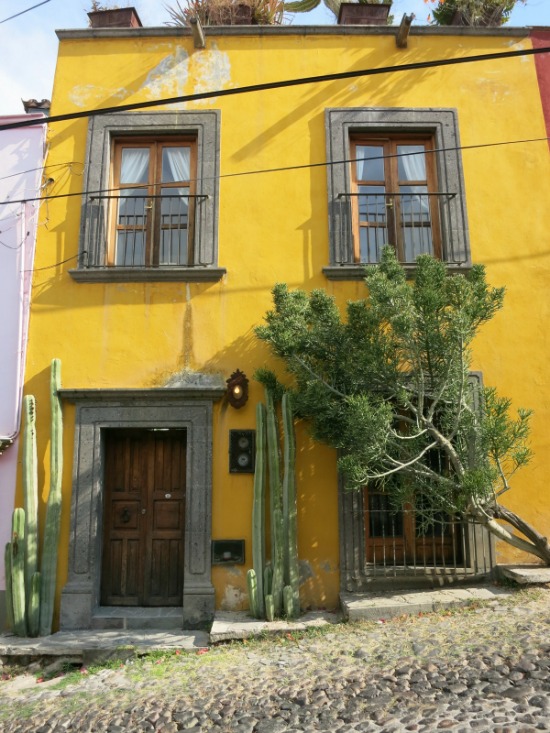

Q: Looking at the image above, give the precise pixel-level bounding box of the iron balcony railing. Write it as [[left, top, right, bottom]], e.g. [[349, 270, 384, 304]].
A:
[[87, 192, 209, 268], [336, 191, 460, 265]]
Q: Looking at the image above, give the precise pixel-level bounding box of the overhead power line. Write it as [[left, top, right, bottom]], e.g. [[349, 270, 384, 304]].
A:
[[0, 134, 548, 207], [0, 45, 549, 132], [0, 0, 51, 25]]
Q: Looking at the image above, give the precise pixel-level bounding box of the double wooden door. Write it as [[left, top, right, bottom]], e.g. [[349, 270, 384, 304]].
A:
[[101, 429, 186, 606]]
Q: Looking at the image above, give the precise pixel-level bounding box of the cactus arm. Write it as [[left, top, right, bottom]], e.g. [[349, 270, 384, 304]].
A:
[[10, 508, 27, 636], [266, 389, 284, 616], [282, 393, 300, 619], [250, 403, 266, 617], [4, 543, 15, 631], [22, 395, 38, 601], [264, 562, 273, 597], [39, 358, 63, 637], [247, 569, 259, 619], [265, 594, 275, 622], [27, 572, 41, 638]]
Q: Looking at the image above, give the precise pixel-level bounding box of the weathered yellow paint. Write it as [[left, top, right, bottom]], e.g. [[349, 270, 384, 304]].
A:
[[22, 26, 550, 624]]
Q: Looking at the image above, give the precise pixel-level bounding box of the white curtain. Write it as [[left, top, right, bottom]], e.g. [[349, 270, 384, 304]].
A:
[[120, 148, 149, 184], [398, 145, 426, 183], [163, 147, 191, 183]]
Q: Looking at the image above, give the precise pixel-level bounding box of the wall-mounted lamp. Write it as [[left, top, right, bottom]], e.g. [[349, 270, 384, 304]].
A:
[[226, 369, 249, 409]]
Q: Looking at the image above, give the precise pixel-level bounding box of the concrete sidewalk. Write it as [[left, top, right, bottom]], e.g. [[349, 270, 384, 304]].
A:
[[2, 566, 548, 660]]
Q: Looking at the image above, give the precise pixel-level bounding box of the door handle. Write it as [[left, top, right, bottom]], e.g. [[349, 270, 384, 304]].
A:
[[121, 507, 131, 523], [141, 508, 146, 515]]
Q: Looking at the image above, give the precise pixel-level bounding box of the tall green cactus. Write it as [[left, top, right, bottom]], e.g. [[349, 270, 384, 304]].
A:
[[22, 395, 39, 635], [250, 402, 266, 617], [39, 358, 63, 637], [248, 388, 300, 621], [266, 389, 284, 616], [3, 358, 63, 637], [282, 392, 300, 619]]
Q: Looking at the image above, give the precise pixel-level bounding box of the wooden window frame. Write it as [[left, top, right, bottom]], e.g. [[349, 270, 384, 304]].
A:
[[350, 134, 442, 264], [109, 137, 197, 268]]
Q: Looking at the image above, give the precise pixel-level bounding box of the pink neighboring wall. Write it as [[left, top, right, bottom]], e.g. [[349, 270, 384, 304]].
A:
[[532, 31, 550, 150], [0, 114, 46, 593]]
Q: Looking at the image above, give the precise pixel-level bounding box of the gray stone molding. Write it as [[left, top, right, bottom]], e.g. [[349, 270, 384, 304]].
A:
[[324, 107, 471, 278], [57, 27, 530, 40], [68, 267, 226, 283], [73, 110, 221, 283], [60, 388, 224, 630]]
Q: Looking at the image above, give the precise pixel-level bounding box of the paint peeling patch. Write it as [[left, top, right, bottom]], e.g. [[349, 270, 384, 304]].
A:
[[69, 84, 128, 108], [221, 584, 248, 611], [163, 368, 225, 389], [141, 48, 190, 100], [191, 47, 232, 101]]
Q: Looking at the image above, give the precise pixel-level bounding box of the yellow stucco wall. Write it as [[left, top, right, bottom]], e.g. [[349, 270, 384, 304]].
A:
[[21, 27, 550, 623]]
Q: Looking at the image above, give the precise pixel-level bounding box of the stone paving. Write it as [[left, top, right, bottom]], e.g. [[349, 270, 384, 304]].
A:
[[1, 585, 549, 732]]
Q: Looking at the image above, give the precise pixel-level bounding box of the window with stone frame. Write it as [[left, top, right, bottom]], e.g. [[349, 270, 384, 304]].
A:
[[324, 108, 471, 280], [350, 134, 442, 265], [110, 138, 196, 268], [70, 111, 225, 283]]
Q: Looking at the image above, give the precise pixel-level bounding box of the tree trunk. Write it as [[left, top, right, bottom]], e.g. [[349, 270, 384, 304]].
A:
[[468, 502, 550, 565]]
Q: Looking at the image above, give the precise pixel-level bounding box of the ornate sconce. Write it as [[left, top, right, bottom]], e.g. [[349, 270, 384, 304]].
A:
[[226, 369, 249, 409]]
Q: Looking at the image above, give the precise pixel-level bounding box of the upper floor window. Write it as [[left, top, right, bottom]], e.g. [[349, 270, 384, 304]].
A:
[[71, 111, 224, 283], [324, 108, 471, 281], [350, 135, 442, 264], [111, 139, 196, 268]]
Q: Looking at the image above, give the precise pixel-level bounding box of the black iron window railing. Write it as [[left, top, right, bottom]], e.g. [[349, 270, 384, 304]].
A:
[[89, 192, 209, 268], [364, 496, 494, 577], [337, 191, 458, 265]]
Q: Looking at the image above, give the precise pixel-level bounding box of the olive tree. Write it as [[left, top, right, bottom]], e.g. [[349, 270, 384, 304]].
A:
[[256, 248, 550, 564]]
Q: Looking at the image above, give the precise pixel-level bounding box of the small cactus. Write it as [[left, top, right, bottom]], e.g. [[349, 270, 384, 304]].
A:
[[10, 508, 27, 637], [247, 569, 259, 618]]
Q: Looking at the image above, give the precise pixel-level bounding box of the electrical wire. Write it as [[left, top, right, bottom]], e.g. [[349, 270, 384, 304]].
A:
[[26, 253, 82, 272], [0, 45, 549, 132], [0, 161, 82, 183], [0, 0, 51, 25], [0, 134, 548, 207]]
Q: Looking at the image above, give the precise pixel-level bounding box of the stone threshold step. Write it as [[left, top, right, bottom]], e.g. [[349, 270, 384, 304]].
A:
[[340, 586, 514, 622]]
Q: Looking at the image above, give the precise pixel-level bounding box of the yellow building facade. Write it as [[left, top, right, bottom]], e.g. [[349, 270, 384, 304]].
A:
[[20, 19, 550, 629]]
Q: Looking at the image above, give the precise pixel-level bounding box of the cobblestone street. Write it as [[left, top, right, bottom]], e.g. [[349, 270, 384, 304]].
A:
[[1, 587, 549, 732]]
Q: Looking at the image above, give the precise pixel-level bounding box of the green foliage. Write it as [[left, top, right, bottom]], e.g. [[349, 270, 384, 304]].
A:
[[255, 248, 534, 529], [165, 0, 284, 26], [431, 0, 525, 26]]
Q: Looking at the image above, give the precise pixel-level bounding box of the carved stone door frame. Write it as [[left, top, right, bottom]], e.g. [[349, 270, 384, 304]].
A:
[[59, 387, 224, 629]]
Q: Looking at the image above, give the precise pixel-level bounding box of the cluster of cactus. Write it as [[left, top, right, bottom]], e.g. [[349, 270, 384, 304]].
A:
[[247, 390, 300, 620], [4, 359, 63, 637]]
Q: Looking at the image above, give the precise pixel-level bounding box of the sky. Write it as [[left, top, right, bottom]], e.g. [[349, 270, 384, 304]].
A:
[[0, 0, 549, 116]]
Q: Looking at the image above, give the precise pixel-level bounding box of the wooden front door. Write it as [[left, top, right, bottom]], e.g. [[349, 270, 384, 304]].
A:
[[101, 429, 186, 606]]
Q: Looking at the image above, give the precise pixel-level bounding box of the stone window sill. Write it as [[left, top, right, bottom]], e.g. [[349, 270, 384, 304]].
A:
[[69, 267, 227, 283]]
